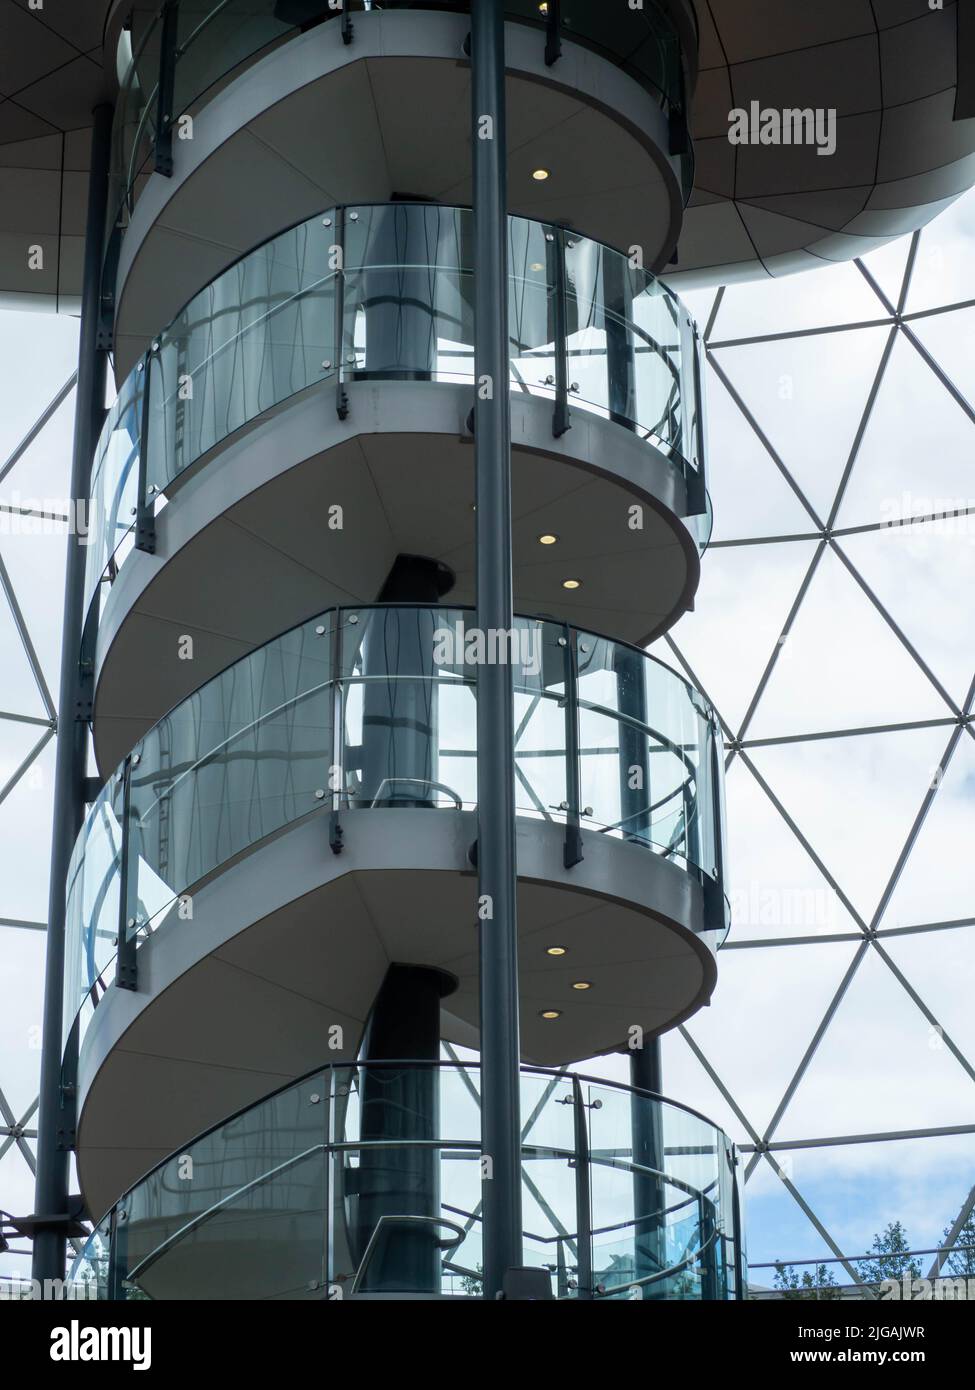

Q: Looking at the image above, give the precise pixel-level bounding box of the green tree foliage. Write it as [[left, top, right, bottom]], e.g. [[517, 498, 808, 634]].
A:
[[772, 1262, 840, 1300], [856, 1221, 920, 1284]]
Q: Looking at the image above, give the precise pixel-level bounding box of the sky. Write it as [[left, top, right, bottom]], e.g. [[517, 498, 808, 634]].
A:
[[1, 185, 975, 1287]]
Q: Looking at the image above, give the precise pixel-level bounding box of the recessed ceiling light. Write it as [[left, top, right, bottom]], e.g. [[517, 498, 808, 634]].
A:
[[538, 2, 549, 14], [540, 1009, 562, 1020], [572, 981, 592, 991], [532, 168, 551, 182], [546, 945, 567, 956], [538, 533, 558, 546], [562, 578, 581, 589]]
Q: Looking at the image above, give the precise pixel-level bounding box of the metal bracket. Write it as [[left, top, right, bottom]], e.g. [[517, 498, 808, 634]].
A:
[[341, 0, 354, 45], [329, 810, 344, 855], [135, 350, 157, 554], [550, 231, 572, 439], [115, 757, 139, 992], [82, 776, 103, 805], [75, 664, 94, 723], [544, 0, 562, 66]]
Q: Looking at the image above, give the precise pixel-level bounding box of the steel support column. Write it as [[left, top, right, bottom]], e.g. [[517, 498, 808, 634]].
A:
[[471, 0, 523, 1300], [32, 103, 113, 1286]]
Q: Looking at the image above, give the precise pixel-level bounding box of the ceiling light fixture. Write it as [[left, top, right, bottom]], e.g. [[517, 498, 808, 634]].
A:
[[540, 1009, 562, 1020], [562, 578, 581, 589], [532, 168, 551, 182]]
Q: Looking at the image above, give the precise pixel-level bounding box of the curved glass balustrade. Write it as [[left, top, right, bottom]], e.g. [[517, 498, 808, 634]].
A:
[[84, 201, 710, 635], [110, 1, 691, 235], [68, 1061, 743, 1301], [63, 604, 728, 1057]]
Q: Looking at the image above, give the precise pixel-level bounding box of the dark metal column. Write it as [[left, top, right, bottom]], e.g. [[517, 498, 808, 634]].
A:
[[356, 965, 456, 1294], [32, 103, 113, 1286], [471, 0, 523, 1299], [629, 1038, 667, 1296]]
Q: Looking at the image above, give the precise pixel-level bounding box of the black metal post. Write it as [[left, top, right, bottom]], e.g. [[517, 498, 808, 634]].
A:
[[629, 1038, 667, 1296], [562, 627, 583, 869], [153, 0, 179, 177], [471, 0, 523, 1300], [572, 1077, 593, 1299], [355, 966, 456, 1294], [32, 103, 113, 1287]]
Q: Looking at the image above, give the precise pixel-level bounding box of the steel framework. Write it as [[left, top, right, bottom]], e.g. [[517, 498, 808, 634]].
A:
[[3, 187, 975, 1291]]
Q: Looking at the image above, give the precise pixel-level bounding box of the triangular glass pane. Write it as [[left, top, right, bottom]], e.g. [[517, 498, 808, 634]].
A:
[[678, 287, 721, 336], [0, 926, 45, 1116], [703, 364, 816, 541], [776, 946, 975, 1138], [0, 528, 66, 697], [0, 307, 78, 474], [724, 756, 864, 942], [659, 1026, 757, 1149], [683, 940, 863, 1136], [0, 385, 76, 501], [743, 1161, 850, 1280], [748, 546, 952, 740], [0, 737, 56, 921], [747, 727, 954, 926], [909, 305, 975, 417], [840, 527, 975, 709], [859, 233, 915, 310], [710, 259, 888, 343], [905, 185, 975, 314], [837, 333, 975, 528], [771, 1135, 975, 1280], [0, 583, 50, 719], [879, 926, 975, 1092], [714, 327, 890, 523], [662, 540, 820, 732], [0, 1146, 39, 1244]]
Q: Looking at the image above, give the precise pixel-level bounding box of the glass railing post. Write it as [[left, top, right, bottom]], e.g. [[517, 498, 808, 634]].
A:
[[341, 0, 354, 46], [704, 711, 726, 933], [561, 626, 583, 868], [614, 643, 651, 845], [329, 608, 344, 854], [602, 246, 638, 431], [114, 758, 138, 992], [544, 0, 562, 67], [550, 230, 571, 438], [698, 1193, 719, 1301], [153, 0, 179, 178], [334, 207, 349, 420], [57, 1012, 80, 1163], [572, 1077, 593, 1299], [134, 350, 156, 555]]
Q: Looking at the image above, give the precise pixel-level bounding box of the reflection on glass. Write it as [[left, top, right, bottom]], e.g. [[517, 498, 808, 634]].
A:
[[64, 606, 728, 1057], [79, 1062, 740, 1301], [87, 204, 708, 637]]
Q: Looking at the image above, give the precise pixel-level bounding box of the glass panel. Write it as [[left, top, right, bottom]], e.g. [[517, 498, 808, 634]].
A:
[[109, 4, 165, 229], [342, 204, 474, 382], [83, 1063, 738, 1300], [109, 3, 688, 222], [575, 635, 720, 879], [67, 1215, 113, 1302], [147, 215, 336, 494], [126, 614, 334, 940], [63, 778, 124, 1051], [84, 367, 144, 621], [116, 1072, 328, 1300]]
